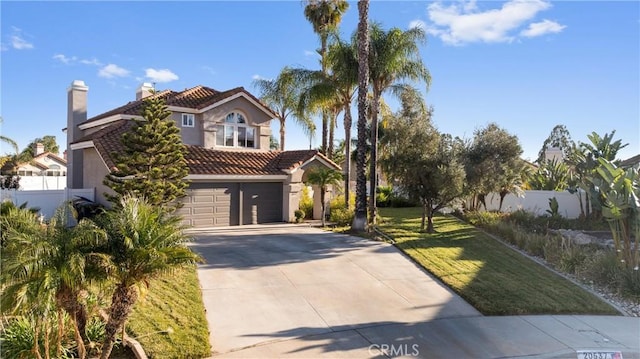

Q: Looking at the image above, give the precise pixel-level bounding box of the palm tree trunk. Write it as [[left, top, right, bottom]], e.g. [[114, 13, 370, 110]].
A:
[[321, 188, 326, 227], [101, 284, 139, 359], [56, 286, 87, 359], [57, 308, 64, 357], [343, 107, 352, 209], [33, 320, 43, 359], [352, 0, 369, 232], [328, 115, 336, 159], [368, 92, 380, 225], [280, 118, 286, 151]]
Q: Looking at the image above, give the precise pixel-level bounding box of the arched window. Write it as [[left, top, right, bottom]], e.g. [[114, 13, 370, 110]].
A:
[[216, 112, 256, 148]]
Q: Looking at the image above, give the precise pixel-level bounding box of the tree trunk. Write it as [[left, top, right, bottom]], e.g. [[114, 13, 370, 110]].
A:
[[368, 92, 380, 225], [328, 115, 336, 159], [577, 191, 585, 218], [33, 321, 42, 359], [498, 191, 506, 212], [101, 284, 139, 359], [421, 202, 427, 231], [320, 34, 329, 155], [352, 0, 369, 232], [56, 286, 87, 359], [280, 118, 286, 151], [57, 309, 64, 357], [343, 107, 352, 209]]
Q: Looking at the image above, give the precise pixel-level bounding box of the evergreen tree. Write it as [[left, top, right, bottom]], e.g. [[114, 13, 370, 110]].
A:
[[104, 97, 189, 210]]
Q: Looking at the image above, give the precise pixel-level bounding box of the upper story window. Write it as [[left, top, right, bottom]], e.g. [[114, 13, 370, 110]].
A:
[[216, 112, 255, 148], [182, 113, 195, 127]]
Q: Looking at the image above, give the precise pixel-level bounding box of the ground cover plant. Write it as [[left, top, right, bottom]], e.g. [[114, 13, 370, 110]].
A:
[[377, 207, 619, 315]]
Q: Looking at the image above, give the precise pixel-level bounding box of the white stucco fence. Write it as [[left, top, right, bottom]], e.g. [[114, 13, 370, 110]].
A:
[[17, 176, 68, 190], [0, 188, 95, 220], [481, 190, 586, 219]]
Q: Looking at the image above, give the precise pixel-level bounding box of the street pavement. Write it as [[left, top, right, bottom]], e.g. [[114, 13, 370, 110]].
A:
[[188, 224, 640, 359]]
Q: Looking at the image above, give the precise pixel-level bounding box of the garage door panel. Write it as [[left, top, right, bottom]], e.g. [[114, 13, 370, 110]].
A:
[[242, 183, 282, 225]]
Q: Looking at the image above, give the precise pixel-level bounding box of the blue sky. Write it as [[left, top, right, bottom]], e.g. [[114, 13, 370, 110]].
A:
[[1, 0, 638, 162]]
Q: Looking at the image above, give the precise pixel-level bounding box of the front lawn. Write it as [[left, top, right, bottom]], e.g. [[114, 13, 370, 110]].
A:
[[126, 265, 211, 358], [378, 207, 619, 315]]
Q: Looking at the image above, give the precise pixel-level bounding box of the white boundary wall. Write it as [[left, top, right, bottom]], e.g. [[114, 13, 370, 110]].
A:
[[482, 190, 585, 219], [0, 188, 95, 220], [18, 176, 67, 190]]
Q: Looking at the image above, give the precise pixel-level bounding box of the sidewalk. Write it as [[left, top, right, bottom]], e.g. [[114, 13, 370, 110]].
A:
[[211, 315, 639, 358]]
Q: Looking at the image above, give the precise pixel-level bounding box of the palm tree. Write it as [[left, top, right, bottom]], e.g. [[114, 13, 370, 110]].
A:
[[2, 203, 108, 359], [352, 0, 370, 232], [305, 168, 343, 226], [99, 196, 202, 359], [0, 116, 19, 154], [304, 0, 349, 155], [253, 68, 315, 151], [367, 24, 431, 225]]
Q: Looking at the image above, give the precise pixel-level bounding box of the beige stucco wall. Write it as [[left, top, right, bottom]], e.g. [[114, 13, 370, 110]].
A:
[[170, 112, 203, 146], [82, 148, 113, 206], [201, 96, 272, 150]]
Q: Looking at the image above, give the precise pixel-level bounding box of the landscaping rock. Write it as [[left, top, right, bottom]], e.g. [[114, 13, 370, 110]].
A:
[[553, 229, 597, 245]]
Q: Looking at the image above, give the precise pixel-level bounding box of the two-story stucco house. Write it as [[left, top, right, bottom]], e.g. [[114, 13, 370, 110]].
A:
[[66, 80, 338, 227]]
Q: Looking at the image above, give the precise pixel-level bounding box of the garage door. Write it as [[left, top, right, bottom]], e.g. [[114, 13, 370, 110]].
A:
[[179, 182, 283, 228], [180, 183, 239, 227], [242, 183, 282, 225]]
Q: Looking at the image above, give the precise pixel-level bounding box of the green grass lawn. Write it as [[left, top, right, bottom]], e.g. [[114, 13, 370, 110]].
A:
[[378, 207, 619, 316], [126, 265, 211, 358]]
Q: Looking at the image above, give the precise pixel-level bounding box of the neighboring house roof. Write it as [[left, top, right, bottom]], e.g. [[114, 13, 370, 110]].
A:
[[72, 120, 340, 176], [79, 85, 277, 128], [1, 151, 67, 174], [620, 154, 640, 168]]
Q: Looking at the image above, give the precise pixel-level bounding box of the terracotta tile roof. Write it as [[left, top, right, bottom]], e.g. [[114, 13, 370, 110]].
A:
[[620, 154, 640, 168], [32, 152, 67, 165], [81, 85, 276, 126], [75, 120, 339, 175]]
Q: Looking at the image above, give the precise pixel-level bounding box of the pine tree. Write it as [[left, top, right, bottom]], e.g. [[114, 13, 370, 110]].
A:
[[104, 97, 189, 210]]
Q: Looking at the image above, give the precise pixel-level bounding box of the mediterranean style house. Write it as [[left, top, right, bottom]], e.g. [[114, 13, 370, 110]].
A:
[[66, 80, 339, 227]]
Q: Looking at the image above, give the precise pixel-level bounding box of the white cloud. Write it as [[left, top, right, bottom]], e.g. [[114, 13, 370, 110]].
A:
[[425, 0, 563, 45], [201, 65, 217, 76], [98, 64, 130, 78], [145, 68, 178, 83], [7, 27, 34, 50], [80, 58, 102, 66], [520, 19, 566, 37], [53, 54, 76, 64], [304, 50, 317, 57]]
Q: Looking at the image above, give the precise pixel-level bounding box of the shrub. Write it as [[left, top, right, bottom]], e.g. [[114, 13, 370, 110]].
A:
[[294, 209, 305, 223], [299, 186, 314, 219], [0, 316, 74, 359], [329, 207, 354, 226], [376, 186, 393, 207]]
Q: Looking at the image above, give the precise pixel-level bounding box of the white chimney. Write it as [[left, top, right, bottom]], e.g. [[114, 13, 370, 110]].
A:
[[34, 142, 45, 155], [136, 83, 154, 100], [67, 80, 88, 189]]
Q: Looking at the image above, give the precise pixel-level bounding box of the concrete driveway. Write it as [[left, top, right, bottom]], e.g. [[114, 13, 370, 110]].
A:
[[189, 224, 640, 359]]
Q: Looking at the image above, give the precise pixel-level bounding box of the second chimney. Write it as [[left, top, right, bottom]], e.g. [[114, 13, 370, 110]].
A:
[[136, 83, 154, 100]]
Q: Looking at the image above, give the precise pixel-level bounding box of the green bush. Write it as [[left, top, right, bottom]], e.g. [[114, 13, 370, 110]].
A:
[[299, 186, 314, 219], [329, 207, 354, 226], [294, 209, 305, 223], [0, 316, 74, 359], [376, 186, 393, 207]]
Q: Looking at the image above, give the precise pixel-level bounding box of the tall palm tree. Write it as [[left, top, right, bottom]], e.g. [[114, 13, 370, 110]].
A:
[[253, 68, 315, 151], [304, 0, 349, 155], [352, 0, 370, 232], [367, 24, 431, 225], [305, 168, 343, 226], [2, 204, 108, 359], [99, 196, 202, 359]]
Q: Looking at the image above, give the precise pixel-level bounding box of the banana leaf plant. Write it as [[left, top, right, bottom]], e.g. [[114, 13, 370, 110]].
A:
[[589, 158, 639, 270]]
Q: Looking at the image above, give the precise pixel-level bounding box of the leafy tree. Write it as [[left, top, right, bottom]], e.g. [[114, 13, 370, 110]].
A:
[[366, 23, 431, 225], [537, 124, 574, 164], [99, 196, 202, 359], [269, 135, 280, 150], [352, 0, 370, 232], [103, 97, 189, 210], [253, 68, 315, 150], [2, 204, 108, 359], [304, 0, 349, 155], [464, 123, 523, 210], [497, 160, 528, 212], [305, 168, 343, 226], [380, 91, 464, 232]]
